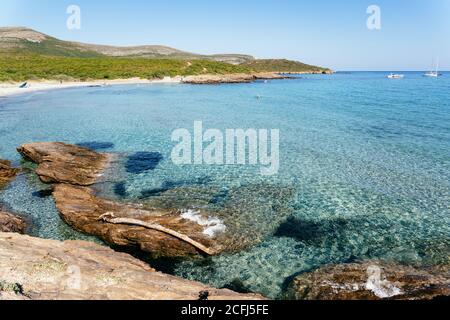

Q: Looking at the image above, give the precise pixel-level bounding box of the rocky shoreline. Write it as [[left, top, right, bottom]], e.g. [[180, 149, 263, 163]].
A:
[[0, 160, 25, 234], [0, 211, 27, 234], [279, 70, 333, 75], [0, 233, 264, 300], [182, 72, 292, 84], [17, 142, 230, 258], [1, 143, 448, 300], [0, 160, 19, 187], [286, 261, 449, 300], [1, 145, 265, 300]]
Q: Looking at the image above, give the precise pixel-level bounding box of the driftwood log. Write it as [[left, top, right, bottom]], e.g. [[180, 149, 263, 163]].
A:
[[99, 213, 216, 255]]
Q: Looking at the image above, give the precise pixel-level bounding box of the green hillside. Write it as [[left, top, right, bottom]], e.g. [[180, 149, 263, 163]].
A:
[[0, 55, 251, 82], [241, 59, 331, 73], [0, 27, 331, 81]]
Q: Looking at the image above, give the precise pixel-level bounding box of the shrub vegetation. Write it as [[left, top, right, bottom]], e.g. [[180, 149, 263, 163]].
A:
[[0, 54, 251, 82]]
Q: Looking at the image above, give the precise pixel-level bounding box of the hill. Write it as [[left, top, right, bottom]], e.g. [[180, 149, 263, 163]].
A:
[[241, 59, 332, 74], [0, 27, 332, 81], [0, 27, 253, 64]]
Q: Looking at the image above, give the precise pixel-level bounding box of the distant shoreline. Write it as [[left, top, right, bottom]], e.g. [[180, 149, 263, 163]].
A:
[[0, 72, 319, 97]]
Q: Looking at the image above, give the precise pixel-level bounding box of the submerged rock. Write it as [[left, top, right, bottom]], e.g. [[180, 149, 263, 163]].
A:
[[0, 233, 264, 300], [0, 211, 27, 233], [286, 261, 450, 300], [0, 160, 19, 187], [17, 142, 109, 186], [53, 184, 227, 258], [141, 182, 296, 252]]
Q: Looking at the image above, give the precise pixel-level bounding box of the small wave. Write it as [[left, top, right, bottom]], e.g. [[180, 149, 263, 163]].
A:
[[180, 209, 226, 237]]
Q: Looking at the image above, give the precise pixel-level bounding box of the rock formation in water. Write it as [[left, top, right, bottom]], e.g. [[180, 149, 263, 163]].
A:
[[0, 211, 27, 233], [0, 232, 264, 300], [0, 160, 19, 187], [0, 161, 24, 234], [17, 142, 108, 186], [17, 142, 228, 258], [53, 184, 225, 258], [182, 73, 289, 84], [286, 261, 450, 300]]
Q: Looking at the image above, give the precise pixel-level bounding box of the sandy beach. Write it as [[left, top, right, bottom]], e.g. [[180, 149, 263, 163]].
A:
[[0, 73, 292, 97], [0, 77, 182, 98]]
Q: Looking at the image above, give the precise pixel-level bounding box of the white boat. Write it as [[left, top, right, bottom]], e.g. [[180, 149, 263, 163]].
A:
[[387, 73, 404, 79], [424, 59, 440, 77], [424, 72, 439, 77]]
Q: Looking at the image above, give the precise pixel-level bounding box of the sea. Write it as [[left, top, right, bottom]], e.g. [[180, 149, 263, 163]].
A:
[[0, 72, 448, 298]]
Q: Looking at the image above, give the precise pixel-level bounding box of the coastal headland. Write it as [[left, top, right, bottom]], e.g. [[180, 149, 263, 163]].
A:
[[0, 27, 333, 97]]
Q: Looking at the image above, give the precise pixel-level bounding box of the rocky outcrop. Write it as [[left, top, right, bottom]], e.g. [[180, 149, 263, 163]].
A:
[[281, 70, 333, 75], [286, 261, 450, 300], [0, 212, 26, 233], [17, 142, 108, 186], [0, 160, 19, 187], [16, 142, 231, 258], [253, 72, 292, 80], [53, 184, 227, 258], [0, 232, 264, 300], [182, 73, 289, 84]]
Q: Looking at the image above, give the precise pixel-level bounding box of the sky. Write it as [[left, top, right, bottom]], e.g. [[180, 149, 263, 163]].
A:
[[0, 0, 449, 70]]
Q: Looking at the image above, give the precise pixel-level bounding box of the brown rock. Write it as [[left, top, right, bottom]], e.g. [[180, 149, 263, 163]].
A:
[[15, 142, 231, 258], [0, 232, 265, 300], [183, 73, 289, 84], [17, 142, 108, 186], [0, 211, 27, 233], [281, 69, 333, 75], [286, 261, 450, 300], [183, 73, 254, 84], [253, 72, 291, 80], [53, 184, 227, 258], [0, 160, 19, 187]]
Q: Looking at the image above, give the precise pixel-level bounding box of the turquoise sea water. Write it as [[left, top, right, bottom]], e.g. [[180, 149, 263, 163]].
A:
[[0, 72, 449, 298]]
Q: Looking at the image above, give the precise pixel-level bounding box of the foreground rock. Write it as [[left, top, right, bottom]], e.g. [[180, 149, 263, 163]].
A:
[[0, 160, 19, 187], [287, 261, 450, 300], [53, 184, 227, 258], [0, 233, 264, 300], [16, 142, 231, 258], [17, 142, 108, 186], [182, 72, 289, 84], [0, 212, 26, 233]]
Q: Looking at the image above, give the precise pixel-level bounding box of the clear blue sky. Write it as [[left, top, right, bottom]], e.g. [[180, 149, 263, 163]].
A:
[[1, 0, 449, 70]]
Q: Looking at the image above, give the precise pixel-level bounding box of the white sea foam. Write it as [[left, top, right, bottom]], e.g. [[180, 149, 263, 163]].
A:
[[365, 265, 402, 298], [365, 278, 402, 298], [181, 210, 226, 238]]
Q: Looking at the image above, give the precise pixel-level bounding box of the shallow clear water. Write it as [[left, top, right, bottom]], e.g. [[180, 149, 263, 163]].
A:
[[0, 72, 449, 298]]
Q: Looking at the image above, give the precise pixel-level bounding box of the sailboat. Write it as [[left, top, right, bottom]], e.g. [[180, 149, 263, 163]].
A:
[[424, 59, 440, 77], [387, 73, 404, 79]]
